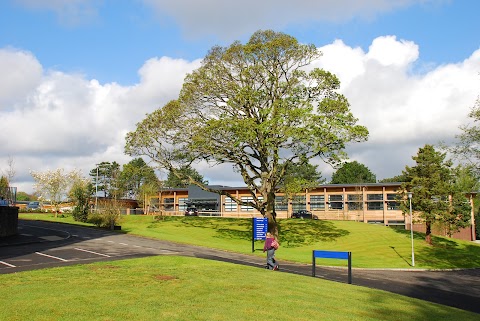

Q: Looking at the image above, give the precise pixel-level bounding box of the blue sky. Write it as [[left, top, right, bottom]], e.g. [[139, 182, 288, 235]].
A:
[[1, 0, 479, 193], [2, 0, 478, 84]]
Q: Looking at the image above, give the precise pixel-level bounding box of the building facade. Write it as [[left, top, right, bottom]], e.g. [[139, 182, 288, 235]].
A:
[[147, 183, 477, 241]]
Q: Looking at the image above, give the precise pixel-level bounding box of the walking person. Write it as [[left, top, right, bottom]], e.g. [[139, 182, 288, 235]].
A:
[[263, 232, 279, 270]]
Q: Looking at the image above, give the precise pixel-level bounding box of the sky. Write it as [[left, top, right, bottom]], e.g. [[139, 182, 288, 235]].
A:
[[1, 0, 479, 194]]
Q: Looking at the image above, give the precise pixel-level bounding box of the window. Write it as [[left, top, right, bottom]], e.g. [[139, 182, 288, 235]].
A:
[[275, 196, 288, 211], [292, 195, 306, 212], [367, 194, 383, 201], [178, 198, 188, 212], [328, 194, 343, 210], [241, 196, 254, 211], [310, 195, 325, 210], [164, 197, 174, 211], [386, 194, 400, 210], [224, 197, 237, 212], [347, 194, 363, 211], [367, 194, 383, 210]]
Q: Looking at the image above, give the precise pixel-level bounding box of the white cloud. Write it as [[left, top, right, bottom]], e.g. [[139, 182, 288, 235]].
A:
[[0, 48, 42, 108], [0, 51, 199, 193], [1, 35, 479, 193], [316, 37, 480, 180], [142, 0, 434, 39]]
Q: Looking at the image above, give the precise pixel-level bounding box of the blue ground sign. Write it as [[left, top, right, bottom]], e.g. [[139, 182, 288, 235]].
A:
[[252, 217, 268, 252], [312, 250, 352, 284]]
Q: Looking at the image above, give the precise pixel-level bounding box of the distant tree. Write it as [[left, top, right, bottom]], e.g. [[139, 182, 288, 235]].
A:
[[0, 176, 8, 199], [119, 158, 160, 200], [1, 156, 15, 186], [330, 161, 376, 184], [401, 145, 471, 244], [164, 165, 207, 188], [447, 165, 478, 237], [139, 181, 162, 212], [30, 168, 81, 217], [69, 176, 94, 222], [378, 173, 408, 183], [278, 161, 325, 199], [16, 191, 36, 201], [89, 161, 121, 198]]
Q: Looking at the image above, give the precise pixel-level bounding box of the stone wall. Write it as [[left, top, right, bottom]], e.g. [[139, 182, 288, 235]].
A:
[[0, 206, 19, 237]]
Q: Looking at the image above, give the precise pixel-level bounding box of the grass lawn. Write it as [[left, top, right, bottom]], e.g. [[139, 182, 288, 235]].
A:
[[0, 256, 477, 321], [19, 213, 480, 269]]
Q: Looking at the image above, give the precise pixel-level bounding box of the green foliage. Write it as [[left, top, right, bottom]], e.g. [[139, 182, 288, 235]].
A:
[[0, 176, 9, 201], [87, 204, 121, 229], [70, 178, 94, 222], [125, 30, 368, 225], [16, 191, 36, 201], [164, 165, 207, 188], [330, 161, 376, 184], [119, 158, 160, 199], [278, 161, 325, 198], [89, 161, 121, 198], [0, 175, 8, 191], [450, 97, 480, 175], [379, 173, 408, 183], [401, 145, 471, 243]]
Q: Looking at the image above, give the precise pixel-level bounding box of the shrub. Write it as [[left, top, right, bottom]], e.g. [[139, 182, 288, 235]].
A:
[[87, 204, 122, 229]]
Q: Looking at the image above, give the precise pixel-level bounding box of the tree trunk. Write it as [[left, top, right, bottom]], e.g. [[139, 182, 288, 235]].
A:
[[425, 221, 432, 244], [265, 190, 278, 238]]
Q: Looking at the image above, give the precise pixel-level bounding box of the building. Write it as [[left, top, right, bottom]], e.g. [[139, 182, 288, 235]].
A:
[[147, 183, 477, 241]]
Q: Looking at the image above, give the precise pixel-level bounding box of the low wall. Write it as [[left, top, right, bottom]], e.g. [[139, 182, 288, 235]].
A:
[[0, 206, 19, 237]]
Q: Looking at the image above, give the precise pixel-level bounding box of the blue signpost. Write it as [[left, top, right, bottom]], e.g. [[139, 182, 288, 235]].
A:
[[252, 217, 268, 252], [312, 250, 352, 284]]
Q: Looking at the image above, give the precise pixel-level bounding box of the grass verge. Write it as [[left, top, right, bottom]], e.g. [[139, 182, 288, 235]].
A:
[[0, 256, 477, 321], [19, 213, 480, 269]]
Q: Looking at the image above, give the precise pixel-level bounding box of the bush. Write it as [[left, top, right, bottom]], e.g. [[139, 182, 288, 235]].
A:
[[73, 205, 89, 222], [87, 212, 104, 227], [87, 205, 122, 229]]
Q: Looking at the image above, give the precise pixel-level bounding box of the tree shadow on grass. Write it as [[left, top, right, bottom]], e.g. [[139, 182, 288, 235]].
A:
[[148, 217, 350, 247], [278, 219, 349, 248], [150, 216, 253, 240], [391, 227, 480, 268], [415, 242, 480, 268]]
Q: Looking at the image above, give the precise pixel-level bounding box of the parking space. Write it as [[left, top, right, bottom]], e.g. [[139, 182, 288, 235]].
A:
[[0, 222, 180, 273]]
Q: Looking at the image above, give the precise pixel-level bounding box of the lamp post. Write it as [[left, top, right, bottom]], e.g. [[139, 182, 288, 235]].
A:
[[408, 192, 415, 267], [95, 165, 99, 211]]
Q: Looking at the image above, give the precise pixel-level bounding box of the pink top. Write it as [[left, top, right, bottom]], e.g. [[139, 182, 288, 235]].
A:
[[263, 237, 274, 252]]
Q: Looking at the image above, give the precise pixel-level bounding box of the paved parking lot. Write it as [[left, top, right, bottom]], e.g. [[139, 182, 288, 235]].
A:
[[1, 219, 479, 315]]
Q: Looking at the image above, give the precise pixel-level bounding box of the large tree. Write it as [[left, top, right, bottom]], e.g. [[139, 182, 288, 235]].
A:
[[401, 145, 471, 244], [125, 30, 368, 234], [330, 161, 376, 184], [451, 97, 480, 174]]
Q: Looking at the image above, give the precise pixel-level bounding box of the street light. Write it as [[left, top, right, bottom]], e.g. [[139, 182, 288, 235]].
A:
[[95, 165, 99, 211], [407, 192, 415, 267]]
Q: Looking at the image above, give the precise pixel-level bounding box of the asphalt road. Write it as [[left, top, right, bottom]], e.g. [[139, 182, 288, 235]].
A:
[[1, 219, 479, 315]]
